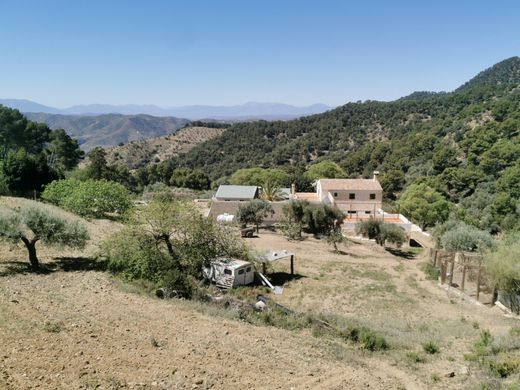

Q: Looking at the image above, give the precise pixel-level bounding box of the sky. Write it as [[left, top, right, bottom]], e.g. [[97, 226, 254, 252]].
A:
[[1, 0, 519, 108]]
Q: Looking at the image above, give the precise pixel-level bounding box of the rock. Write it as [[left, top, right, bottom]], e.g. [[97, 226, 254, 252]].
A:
[[445, 372, 455, 378], [194, 378, 204, 384]]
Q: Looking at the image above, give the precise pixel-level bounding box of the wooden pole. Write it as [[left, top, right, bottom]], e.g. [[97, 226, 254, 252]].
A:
[[492, 286, 498, 305], [448, 256, 455, 286], [290, 255, 294, 276], [461, 265, 466, 292], [476, 263, 482, 301], [262, 262, 267, 275], [440, 260, 446, 284], [433, 250, 438, 267]]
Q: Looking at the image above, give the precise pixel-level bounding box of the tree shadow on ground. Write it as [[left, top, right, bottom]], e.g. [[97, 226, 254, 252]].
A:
[[385, 248, 420, 260], [0, 257, 107, 277]]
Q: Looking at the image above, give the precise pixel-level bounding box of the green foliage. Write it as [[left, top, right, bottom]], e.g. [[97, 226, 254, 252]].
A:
[[338, 325, 389, 351], [305, 160, 345, 180], [422, 341, 440, 354], [0, 106, 84, 195], [421, 262, 440, 280], [282, 200, 344, 236], [46, 129, 84, 174], [0, 202, 89, 268], [326, 230, 347, 253], [280, 221, 304, 241], [355, 218, 406, 247], [236, 199, 274, 231], [486, 234, 520, 313], [398, 183, 452, 230], [103, 199, 249, 297], [42, 179, 132, 218], [379, 223, 407, 247], [260, 180, 286, 201], [229, 167, 290, 187], [169, 167, 211, 190], [440, 222, 494, 252]]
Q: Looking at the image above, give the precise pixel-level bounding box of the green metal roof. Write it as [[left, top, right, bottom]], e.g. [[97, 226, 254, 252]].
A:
[[215, 185, 258, 199]]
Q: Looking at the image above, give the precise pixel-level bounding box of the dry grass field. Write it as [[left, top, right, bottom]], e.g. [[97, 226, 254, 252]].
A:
[[1, 197, 520, 389]]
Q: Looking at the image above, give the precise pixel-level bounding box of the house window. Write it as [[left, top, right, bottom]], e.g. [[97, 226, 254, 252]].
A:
[[347, 210, 357, 214], [349, 193, 356, 200], [365, 210, 372, 214], [333, 192, 338, 197], [370, 193, 376, 200], [224, 269, 232, 275], [246, 267, 252, 272], [238, 269, 245, 275]]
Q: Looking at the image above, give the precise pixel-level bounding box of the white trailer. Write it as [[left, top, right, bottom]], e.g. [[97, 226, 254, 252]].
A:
[[203, 258, 255, 288]]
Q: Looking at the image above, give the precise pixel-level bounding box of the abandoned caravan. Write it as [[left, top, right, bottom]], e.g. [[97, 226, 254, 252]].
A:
[[203, 258, 255, 288]]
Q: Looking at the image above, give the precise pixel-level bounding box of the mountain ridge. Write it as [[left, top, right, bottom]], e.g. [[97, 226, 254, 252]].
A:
[[0, 99, 332, 120], [24, 112, 189, 151]]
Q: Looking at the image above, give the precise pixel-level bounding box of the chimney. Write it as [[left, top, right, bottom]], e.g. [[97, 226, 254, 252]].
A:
[[373, 171, 380, 181], [291, 183, 296, 195]]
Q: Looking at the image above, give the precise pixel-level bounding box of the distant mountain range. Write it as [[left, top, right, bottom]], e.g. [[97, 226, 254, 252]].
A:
[[0, 99, 332, 120], [24, 112, 189, 151]]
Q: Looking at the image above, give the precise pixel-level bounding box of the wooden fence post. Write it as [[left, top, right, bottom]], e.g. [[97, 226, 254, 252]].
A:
[[440, 260, 446, 284], [461, 265, 466, 292], [476, 262, 482, 301], [448, 255, 455, 287], [433, 250, 438, 267]]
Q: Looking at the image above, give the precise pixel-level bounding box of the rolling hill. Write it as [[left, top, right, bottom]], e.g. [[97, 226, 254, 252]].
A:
[[23, 113, 190, 150], [105, 126, 227, 169], [174, 56, 520, 180]]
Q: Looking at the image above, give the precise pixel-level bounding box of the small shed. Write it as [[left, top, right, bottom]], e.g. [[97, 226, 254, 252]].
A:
[[203, 258, 255, 288], [258, 250, 295, 275]]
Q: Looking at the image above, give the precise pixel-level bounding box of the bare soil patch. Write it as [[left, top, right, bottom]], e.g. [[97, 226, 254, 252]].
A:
[[1, 206, 519, 389]]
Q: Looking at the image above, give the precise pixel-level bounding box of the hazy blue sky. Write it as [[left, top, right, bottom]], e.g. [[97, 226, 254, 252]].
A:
[[1, 0, 519, 107]]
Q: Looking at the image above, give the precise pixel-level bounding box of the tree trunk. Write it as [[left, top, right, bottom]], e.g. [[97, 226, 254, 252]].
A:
[[21, 237, 39, 269]]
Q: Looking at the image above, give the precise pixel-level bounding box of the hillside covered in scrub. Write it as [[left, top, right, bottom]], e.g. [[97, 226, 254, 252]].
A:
[[171, 57, 520, 231]]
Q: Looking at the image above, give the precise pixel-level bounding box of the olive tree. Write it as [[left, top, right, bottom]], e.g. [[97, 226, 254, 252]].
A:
[[237, 199, 274, 232], [0, 204, 89, 269], [356, 218, 406, 247], [440, 222, 494, 253]]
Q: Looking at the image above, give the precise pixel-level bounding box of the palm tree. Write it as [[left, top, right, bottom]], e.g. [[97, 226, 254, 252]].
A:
[[260, 180, 285, 201]]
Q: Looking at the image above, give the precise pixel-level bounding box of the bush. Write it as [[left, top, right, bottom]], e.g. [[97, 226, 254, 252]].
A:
[[102, 200, 249, 297], [422, 341, 440, 354], [486, 234, 520, 313], [440, 222, 494, 252], [421, 262, 440, 280], [356, 218, 406, 247], [338, 325, 389, 351], [42, 179, 132, 218]]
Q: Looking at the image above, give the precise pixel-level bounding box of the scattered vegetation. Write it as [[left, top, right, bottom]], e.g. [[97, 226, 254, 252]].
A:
[[355, 218, 406, 247], [42, 178, 132, 218], [422, 341, 440, 354], [0, 202, 89, 268]]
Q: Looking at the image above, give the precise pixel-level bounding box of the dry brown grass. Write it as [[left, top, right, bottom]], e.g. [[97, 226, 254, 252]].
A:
[[1, 202, 520, 389]]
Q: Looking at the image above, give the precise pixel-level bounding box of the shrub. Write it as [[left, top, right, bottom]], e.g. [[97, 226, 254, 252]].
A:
[[102, 200, 249, 297], [42, 179, 132, 218], [338, 325, 389, 351], [406, 352, 426, 363], [488, 358, 520, 378], [422, 341, 440, 354], [421, 262, 441, 280], [440, 222, 494, 252], [356, 218, 406, 247]]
